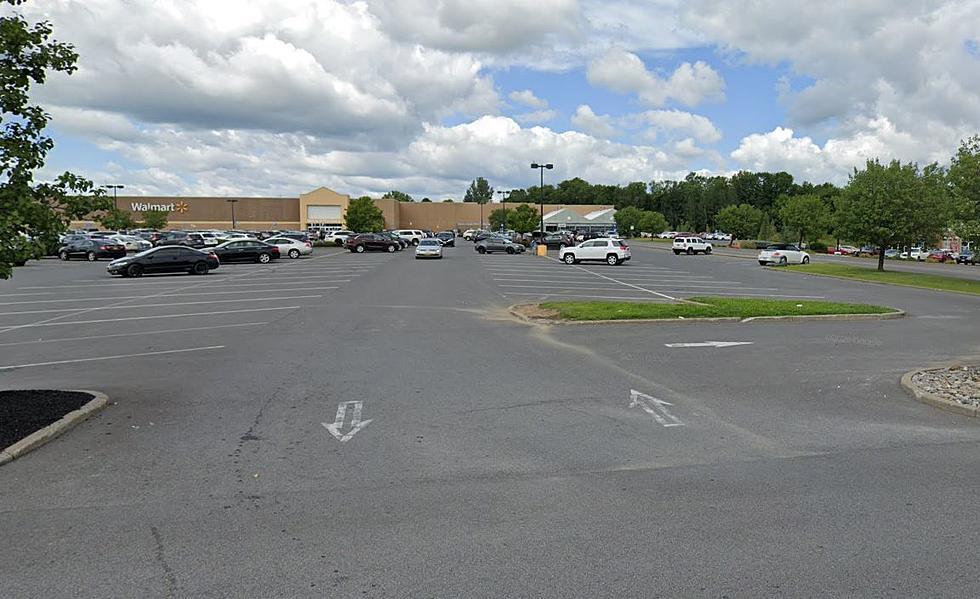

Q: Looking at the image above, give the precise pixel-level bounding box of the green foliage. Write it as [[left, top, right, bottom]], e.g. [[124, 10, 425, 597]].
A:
[[639, 211, 669, 236], [715, 204, 763, 240], [140, 209, 168, 230], [463, 177, 493, 204], [614, 207, 668, 236], [808, 240, 829, 252], [836, 159, 951, 270], [441, 198, 454, 203], [345, 196, 385, 232], [948, 135, 980, 244], [99, 207, 136, 230], [0, 3, 109, 278], [540, 297, 895, 321], [488, 207, 508, 230], [757, 213, 776, 241], [778, 194, 831, 245], [785, 263, 980, 295], [382, 190, 413, 202], [508, 204, 540, 234]]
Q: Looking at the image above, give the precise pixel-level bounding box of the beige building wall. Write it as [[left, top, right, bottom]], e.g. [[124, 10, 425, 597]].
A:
[[299, 187, 350, 229]]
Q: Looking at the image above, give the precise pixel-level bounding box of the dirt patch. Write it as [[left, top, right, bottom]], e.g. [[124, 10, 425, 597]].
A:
[[512, 304, 560, 321]]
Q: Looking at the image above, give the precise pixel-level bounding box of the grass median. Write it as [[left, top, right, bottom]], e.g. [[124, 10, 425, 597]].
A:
[[783, 263, 980, 295], [538, 296, 896, 321]]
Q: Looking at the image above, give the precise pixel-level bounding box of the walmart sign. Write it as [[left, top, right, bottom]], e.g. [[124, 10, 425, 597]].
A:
[[131, 201, 189, 214]]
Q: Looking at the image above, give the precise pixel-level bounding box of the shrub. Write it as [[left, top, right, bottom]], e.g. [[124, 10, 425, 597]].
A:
[[808, 241, 828, 252]]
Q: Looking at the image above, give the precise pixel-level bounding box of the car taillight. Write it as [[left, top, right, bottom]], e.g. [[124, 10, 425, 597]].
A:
[[100, 245, 107, 250], [305, 242, 311, 248], [773, 252, 781, 256]]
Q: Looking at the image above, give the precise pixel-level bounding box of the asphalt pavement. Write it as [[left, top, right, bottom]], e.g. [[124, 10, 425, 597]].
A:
[[1, 243, 979, 598]]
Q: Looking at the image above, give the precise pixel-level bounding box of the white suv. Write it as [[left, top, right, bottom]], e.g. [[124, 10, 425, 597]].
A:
[[560, 238, 631, 265], [325, 230, 355, 246], [394, 229, 424, 245], [672, 236, 712, 255]]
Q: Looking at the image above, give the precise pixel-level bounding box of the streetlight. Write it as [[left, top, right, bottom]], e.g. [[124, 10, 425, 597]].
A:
[[226, 199, 239, 230], [496, 189, 512, 232], [103, 184, 124, 206], [530, 163, 553, 238]]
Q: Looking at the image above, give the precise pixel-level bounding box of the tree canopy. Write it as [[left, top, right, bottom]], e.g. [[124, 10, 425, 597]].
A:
[[345, 197, 385, 232], [508, 204, 540, 234], [715, 204, 763, 240], [140, 209, 168, 230], [948, 135, 980, 245], [382, 190, 413, 202], [464, 177, 493, 204], [778, 194, 831, 246]]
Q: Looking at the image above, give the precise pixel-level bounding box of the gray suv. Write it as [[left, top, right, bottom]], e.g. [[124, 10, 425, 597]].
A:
[[475, 236, 525, 255]]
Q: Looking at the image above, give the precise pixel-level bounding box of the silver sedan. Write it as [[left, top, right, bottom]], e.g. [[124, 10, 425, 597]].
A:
[[415, 238, 443, 259]]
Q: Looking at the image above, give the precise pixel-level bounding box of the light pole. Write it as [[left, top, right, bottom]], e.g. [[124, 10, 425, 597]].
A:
[[496, 189, 512, 232], [103, 184, 124, 206], [226, 199, 239, 230], [530, 163, 553, 237]]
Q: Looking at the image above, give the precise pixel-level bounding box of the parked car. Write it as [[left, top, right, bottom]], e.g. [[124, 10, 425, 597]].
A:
[[560, 238, 631, 265], [394, 229, 425, 245], [828, 245, 859, 256], [211, 239, 280, 263], [539, 232, 575, 250], [325, 230, 355, 246], [434, 231, 456, 247], [415, 238, 444, 259], [908, 247, 929, 261], [757, 243, 810, 266], [462, 229, 479, 241], [58, 238, 127, 261], [156, 231, 209, 249], [884, 249, 901, 259], [264, 236, 313, 258], [345, 233, 400, 253], [672, 236, 712, 255], [107, 246, 219, 277], [107, 234, 152, 252], [926, 249, 953, 262], [475, 236, 525, 254], [277, 231, 311, 243], [956, 250, 977, 265]]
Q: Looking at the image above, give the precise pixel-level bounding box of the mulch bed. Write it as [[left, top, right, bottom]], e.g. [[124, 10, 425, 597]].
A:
[[0, 390, 94, 449]]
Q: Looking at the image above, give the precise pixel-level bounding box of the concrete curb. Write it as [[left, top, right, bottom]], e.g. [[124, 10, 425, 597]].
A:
[[770, 267, 980, 298], [900, 369, 979, 418], [0, 390, 108, 466], [508, 304, 903, 326]]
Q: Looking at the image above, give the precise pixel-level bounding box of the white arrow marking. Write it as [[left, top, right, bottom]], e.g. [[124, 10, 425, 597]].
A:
[[630, 390, 684, 427], [322, 401, 373, 442], [664, 341, 754, 348]]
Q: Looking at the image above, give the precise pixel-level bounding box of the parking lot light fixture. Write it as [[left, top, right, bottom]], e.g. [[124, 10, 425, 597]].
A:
[[226, 199, 239, 229], [496, 189, 512, 231], [103, 184, 124, 206], [530, 163, 553, 238]]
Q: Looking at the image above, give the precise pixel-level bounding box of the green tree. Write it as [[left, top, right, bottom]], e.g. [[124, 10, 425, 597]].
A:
[[488, 208, 508, 230], [420, 197, 431, 202], [99, 207, 136, 230], [778, 194, 831, 246], [0, 2, 109, 278], [757, 213, 776, 241], [613, 206, 643, 236], [140, 209, 169, 230], [509, 204, 540, 234], [464, 177, 493, 204], [948, 135, 980, 246], [837, 159, 950, 271], [638, 211, 669, 236], [442, 198, 454, 203], [382, 190, 413, 202], [715, 203, 763, 241], [345, 197, 385, 232]]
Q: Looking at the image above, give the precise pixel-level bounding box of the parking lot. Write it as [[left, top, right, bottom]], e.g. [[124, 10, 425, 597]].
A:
[[3, 239, 980, 597]]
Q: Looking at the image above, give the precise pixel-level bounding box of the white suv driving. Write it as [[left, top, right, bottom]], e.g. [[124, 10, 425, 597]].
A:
[[394, 229, 424, 245], [672, 236, 712, 255], [560, 238, 631, 265]]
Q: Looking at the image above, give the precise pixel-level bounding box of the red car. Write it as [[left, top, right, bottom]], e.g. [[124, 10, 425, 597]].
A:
[[926, 250, 953, 262]]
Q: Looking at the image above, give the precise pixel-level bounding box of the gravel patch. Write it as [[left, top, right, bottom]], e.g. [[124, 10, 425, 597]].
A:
[[0, 390, 94, 449], [911, 367, 980, 408]]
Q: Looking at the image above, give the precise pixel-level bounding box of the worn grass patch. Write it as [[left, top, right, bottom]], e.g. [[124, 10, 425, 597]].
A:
[[538, 296, 896, 321], [784, 263, 980, 295]]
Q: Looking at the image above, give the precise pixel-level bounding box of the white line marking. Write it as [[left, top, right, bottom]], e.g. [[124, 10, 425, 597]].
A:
[[0, 287, 341, 306], [322, 401, 373, 442], [542, 257, 678, 301], [0, 295, 322, 316], [0, 345, 225, 371], [630, 389, 684, 427], [0, 322, 268, 347], [503, 291, 826, 300], [1, 306, 301, 328], [664, 341, 754, 348]]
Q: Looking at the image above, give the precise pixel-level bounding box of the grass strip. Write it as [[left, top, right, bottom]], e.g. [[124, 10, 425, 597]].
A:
[[784, 263, 980, 295], [539, 296, 896, 321]]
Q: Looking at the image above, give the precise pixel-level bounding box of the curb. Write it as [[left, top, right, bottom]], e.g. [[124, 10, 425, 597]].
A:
[[508, 304, 903, 326], [900, 369, 979, 418], [740, 310, 905, 323], [770, 267, 980, 298], [0, 390, 109, 466]]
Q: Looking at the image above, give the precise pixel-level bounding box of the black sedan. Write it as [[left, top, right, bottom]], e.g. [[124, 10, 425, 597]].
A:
[[58, 238, 127, 261], [211, 240, 281, 263], [107, 246, 219, 277], [155, 231, 209, 249], [345, 234, 399, 253], [539, 233, 575, 250], [435, 231, 456, 247]]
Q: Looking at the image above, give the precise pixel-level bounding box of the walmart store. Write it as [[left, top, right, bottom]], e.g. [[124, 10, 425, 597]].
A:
[[75, 187, 614, 233]]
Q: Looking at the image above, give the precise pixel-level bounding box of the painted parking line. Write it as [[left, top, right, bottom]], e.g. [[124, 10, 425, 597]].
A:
[[504, 292, 673, 302], [0, 345, 226, 371], [21, 275, 358, 291], [0, 306, 301, 329], [0, 322, 268, 347], [0, 287, 341, 306], [0, 295, 323, 316]]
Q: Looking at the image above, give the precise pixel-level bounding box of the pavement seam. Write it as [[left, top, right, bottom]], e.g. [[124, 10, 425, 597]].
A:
[[0, 390, 109, 466]]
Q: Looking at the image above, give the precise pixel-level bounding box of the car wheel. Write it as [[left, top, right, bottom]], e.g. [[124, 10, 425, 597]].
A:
[[412, 239, 420, 246], [257, 253, 271, 263], [192, 261, 209, 275], [506, 247, 515, 254], [606, 254, 619, 266], [386, 244, 396, 253], [759, 261, 767, 266], [127, 264, 144, 278], [558, 244, 565, 252], [288, 249, 300, 259], [355, 245, 365, 253], [335, 239, 343, 246], [673, 250, 681, 255], [563, 253, 576, 264], [477, 247, 486, 254], [686, 247, 694, 255], [59, 250, 70, 261], [802, 256, 810, 264], [86, 251, 97, 261], [779, 256, 787, 266], [704, 246, 712, 254]]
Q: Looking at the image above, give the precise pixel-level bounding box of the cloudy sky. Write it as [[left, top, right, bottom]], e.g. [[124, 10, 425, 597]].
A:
[[21, 0, 980, 199]]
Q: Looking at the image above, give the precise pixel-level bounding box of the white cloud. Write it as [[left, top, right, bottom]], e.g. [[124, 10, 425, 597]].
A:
[[586, 49, 725, 107], [570, 105, 619, 138], [509, 89, 549, 109], [628, 109, 721, 143], [514, 110, 558, 124]]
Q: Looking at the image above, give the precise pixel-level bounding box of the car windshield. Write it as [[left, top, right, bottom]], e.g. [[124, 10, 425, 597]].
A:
[[419, 239, 440, 246]]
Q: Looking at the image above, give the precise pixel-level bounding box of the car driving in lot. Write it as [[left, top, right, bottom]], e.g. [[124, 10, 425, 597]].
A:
[[346, 233, 400, 253], [394, 229, 424, 245], [559, 238, 631, 265], [211, 239, 280, 263], [758, 243, 810, 265], [58, 238, 127, 261], [434, 231, 456, 247], [263, 236, 313, 258], [956, 250, 977, 265], [415, 238, 444, 259], [672, 236, 712, 255], [474, 235, 525, 254], [107, 246, 219, 277]]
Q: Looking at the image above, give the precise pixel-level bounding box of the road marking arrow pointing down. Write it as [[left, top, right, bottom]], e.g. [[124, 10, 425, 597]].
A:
[[630, 390, 684, 427], [322, 401, 372, 442], [664, 341, 753, 348]]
